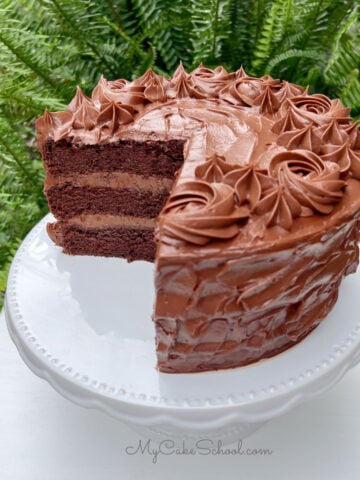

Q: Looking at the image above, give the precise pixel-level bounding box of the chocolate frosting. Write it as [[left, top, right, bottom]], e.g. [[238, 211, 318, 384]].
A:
[[267, 150, 345, 220], [160, 180, 249, 245], [36, 64, 360, 374], [36, 64, 360, 246]]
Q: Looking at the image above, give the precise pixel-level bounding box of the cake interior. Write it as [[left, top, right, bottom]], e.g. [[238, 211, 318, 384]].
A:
[[43, 137, 185, 261]]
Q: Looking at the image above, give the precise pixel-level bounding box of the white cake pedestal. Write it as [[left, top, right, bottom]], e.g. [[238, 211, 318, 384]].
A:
[[4, 214, 360, 444]]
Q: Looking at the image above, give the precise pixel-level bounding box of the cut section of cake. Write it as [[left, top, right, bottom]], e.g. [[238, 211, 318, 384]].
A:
[[36, 74, 188, 261], [40, 130, 184, 260], [36, 64, 360, 373]]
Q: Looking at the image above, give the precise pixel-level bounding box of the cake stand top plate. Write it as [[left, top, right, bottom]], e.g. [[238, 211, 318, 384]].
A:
[[5, 214, 360, 430]]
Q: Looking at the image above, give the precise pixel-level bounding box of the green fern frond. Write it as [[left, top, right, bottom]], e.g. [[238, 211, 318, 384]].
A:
[[251, 0, 292, 72], [223, 0, 254, 69], [266, 48, 323, 78], [324, 6, 360, 84], [251, 1, 279, 69], [105, 0, 140, 37], [340, 69, 360, 116], [132, 0, 193, 71], [39, 0, 121, 80], [0, 115, 40, 188], [0, 25, 58, 91], [190, 0, 232, 67]]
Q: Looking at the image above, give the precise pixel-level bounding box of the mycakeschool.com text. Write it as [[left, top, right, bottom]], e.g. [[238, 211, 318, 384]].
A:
[[125, 438, 274, 464]]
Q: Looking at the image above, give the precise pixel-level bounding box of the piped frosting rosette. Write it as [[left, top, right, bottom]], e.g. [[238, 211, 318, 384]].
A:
[[92, 76, 146, 107], [195, 154, 274, 211], [169, 64, 234, 99], [92, 69, 168, 107], [220, 75, 280, 109], [187, 65, 235, 98], [219, 72, 304, 114], [35, 109, 73, 142], [320, 142, 360, 179], [160, 180, 249, 245], [69, 96, 135, 141], [96, 101, 135, 136], [255, 150, 346, 230], [36, 85, 138, 142], [194, 154, 237, 182], [274, 94, 351, 131]]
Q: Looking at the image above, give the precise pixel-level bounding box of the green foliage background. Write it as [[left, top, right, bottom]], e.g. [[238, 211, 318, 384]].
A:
[[0, 0, 359, 307]]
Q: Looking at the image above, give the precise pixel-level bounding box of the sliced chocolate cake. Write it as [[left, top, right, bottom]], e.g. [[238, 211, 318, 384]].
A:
[[36, 65, 360, 373], [40, 130, 184, 260]]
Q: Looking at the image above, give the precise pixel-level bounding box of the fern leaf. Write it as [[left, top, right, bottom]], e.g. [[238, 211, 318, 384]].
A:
[[190, 0, 232, 67], [132, 0, 193, 72], [251, 0, 293, 74], [266, 48, 323, 77], [324, 6, 360, 86], [340, 69, 360, 116]]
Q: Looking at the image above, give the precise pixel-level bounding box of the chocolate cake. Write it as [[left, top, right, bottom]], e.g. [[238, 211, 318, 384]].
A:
[[36, 64, 360, 373]]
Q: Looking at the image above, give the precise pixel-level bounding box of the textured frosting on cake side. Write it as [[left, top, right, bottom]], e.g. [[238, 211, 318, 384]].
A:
[[155, 218, 358, 372], [36, 64, 360, 373]]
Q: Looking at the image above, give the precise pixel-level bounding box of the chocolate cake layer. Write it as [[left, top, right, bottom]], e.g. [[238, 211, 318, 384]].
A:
[[46, 185, 170, 219], [48, 222, 156, 261], [43, 138, 185, 177]]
